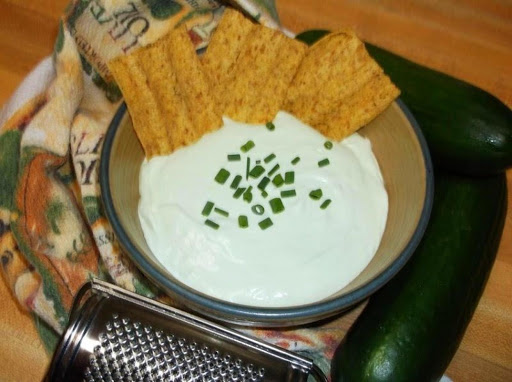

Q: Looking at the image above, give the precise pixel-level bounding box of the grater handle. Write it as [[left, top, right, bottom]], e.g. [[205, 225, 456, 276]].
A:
[[311, 364, 329, 382]]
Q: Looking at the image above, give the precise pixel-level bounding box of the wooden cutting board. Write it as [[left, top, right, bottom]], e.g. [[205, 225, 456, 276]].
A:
[[0, 0, 510, 380]]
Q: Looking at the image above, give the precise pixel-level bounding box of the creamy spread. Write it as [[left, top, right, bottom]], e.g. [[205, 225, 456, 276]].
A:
[[138, 111, 388, 307]]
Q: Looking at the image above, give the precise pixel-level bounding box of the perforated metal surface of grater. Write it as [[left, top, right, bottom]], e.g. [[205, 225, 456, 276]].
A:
[[85, 314, 266, 382], [47, 280, 327, 382]]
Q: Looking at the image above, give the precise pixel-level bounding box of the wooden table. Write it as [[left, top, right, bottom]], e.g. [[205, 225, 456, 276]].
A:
[[0, 0, 510, 380]]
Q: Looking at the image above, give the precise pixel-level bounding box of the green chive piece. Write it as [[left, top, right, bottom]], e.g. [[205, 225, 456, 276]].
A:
[[268, 164, 280, 177], [241, 140, 255, 153], [228, 154, 241, 161], [214, 207, 229, 217], [256, 159, 261, 164], [233, 187, 246, 199], [249, 165, 265, 178], [320, 199, 332, 209], [238, 215, 248, 228], [257, 176, 270, 191], [258, 217, 273, 230], [266, 121, 275, 131], [201, 201, 214, 216], [281, 189, 296, 198], [214, 168, 230, 184], [251, 204, 265, 215], [318, 158, 330, 167], [243, 186, 253, 203], [291, 156, 300, 165], [269, 197, 285, 214], [205, 219, 219, 230], [272, 174, 284, 187], [324, 141, 333, 150], [246, 157, 250, 180], [309, 189, 323, 200], [261, 190, 269, 198], [264, 153, 276, 163], [230, 175, 242, 189], [284, 171, 295, 185]]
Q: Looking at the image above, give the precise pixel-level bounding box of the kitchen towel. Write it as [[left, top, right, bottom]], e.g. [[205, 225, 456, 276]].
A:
[[0, 0, 347, 376]]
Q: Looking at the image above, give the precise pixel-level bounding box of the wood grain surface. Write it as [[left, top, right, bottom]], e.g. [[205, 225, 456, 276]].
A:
[[0, 0, 510, 381]]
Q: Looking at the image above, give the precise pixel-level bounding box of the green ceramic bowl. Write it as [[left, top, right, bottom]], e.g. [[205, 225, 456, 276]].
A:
[[100, 100, 433, 327]]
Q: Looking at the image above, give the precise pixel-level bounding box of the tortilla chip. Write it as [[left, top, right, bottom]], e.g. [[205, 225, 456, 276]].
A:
[[283, 30, 400, 140], [315, 72, 400, 140], [220, 24, 307, 123], [166, 25, 223, 140], [201, 7, 255, 98], [108, 54, 168, 158], [136, 32, 195, 152], [109, 25, 222, 156]]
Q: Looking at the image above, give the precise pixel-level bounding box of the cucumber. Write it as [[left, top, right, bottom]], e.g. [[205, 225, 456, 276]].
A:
[[330, 171, 507, 381], [296, 30, 512, 175]]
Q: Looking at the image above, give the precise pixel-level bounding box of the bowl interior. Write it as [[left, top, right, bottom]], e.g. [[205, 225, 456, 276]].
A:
[[103, 101, 431, 324]]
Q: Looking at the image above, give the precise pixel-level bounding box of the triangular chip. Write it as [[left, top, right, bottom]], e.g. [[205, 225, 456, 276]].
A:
[[109, 25, 222, 157], [203, 8, 307, 124], [201, 7, 255, 99], [108, 54, 169, 158], [221, 24, 307, 123], [283, 30, 400, 140]]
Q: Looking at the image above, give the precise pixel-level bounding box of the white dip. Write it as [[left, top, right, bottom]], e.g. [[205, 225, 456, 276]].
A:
[[138, 111, 388, 307]]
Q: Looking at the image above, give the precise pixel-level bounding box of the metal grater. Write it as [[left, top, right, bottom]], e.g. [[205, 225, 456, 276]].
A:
[[47, 279, 328, 382]]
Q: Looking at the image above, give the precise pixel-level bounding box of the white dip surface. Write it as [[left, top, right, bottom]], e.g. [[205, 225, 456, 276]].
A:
[[138, 111, 388, 307]]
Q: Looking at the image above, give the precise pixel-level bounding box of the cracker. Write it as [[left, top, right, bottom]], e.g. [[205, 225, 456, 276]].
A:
[[108, 54, 168, 157], [221, 24, 307, 123], [283, 30, 400, 140]]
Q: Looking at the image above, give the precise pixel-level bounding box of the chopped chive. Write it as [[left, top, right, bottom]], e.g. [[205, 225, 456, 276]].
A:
[[241, 140, 255, 153], [272, 174, 284, 187], [284, 171, 295, 185], [233, 187, 246, 199], [256, 159, 261, 164], [214, 207, 229, 217], [318, 158, 330, 167], [246, 157, 250, 180], [291, 156, 300, 165], [230, 175, 242, 189], [214, 168, 230, 184], [261, 190, 269, 198], [257, 176, 270, 191], [309, 189, 323, 200], [238, 215, 248, 228], [269, 198, 285, 214], [264, 153, 276, 163], [324, 141, 333, 150], [258, 217, 273, 230], [251, 204, 265, 215], [281, 189, 296, 198], [268, 164, 280, 177], [205, 219, 219, 230], [201, 201, 214, 216], [320, 199, 332, 209], [228, 154, 241, 161], [249, 165, 265, 178], [243, 186, 253, 203], [266, 121, 275, 131]]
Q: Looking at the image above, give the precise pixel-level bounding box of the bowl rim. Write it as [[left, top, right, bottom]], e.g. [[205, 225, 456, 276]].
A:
[[99, 99, 434, 325]]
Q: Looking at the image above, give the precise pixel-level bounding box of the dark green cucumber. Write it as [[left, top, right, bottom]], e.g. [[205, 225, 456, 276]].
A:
[[330, 171, 507, 381], [296, 30, 512, 175]]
